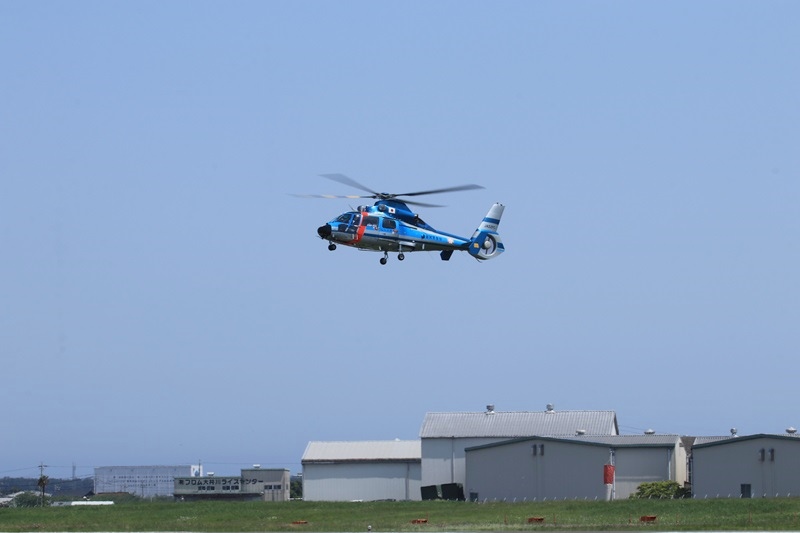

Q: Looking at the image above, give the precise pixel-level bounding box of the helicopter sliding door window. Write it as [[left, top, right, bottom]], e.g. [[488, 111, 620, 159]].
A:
[[382, 219, 396, 230]]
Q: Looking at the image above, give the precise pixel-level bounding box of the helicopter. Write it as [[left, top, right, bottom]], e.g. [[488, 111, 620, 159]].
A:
[[295, 174, 505, 265]]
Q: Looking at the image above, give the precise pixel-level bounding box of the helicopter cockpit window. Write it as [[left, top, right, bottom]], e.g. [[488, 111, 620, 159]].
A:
[[336, 214, 352, 223], [382, 219, 397, 230]]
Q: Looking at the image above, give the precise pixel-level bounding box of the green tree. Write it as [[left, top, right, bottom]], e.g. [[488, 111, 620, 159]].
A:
[[290, 477, 302, 500], [629, 480, 691, 499]]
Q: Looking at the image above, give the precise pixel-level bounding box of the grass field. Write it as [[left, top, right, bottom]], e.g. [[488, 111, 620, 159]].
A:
[[3, 497, 800, 532]]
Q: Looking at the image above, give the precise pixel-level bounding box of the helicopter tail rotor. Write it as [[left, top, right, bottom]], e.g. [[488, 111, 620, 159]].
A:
[[468, 203, 506, 261]]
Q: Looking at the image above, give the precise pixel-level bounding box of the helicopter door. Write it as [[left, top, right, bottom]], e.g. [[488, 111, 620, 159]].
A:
[[348, 213, 361, 233], [380, 217, 398, 234]]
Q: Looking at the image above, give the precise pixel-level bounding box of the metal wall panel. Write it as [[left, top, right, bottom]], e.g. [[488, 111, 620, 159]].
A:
[[303, 462, 421, 501], [466, 439, 609, 501], [421, 437, 505, 487], [693, 436, 800, 498], [465, 438, 686, 501]]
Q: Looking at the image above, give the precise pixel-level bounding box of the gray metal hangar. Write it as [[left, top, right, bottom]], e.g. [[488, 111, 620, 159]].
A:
[[691, 432, 800, 498], [420, 405, 619, 488], [301, 440, 421, 501], [465, 434, 686, 501]]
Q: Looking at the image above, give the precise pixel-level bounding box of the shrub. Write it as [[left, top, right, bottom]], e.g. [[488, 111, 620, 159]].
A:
[[13, 492, 49, 507], [629, 480, 691, 499]]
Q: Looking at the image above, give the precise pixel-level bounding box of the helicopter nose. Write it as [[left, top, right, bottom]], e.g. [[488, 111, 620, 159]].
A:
[[317, 224, 332, 239]]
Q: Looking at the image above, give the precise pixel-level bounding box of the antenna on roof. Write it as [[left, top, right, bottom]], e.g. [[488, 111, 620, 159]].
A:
[[485, 404, 495, 414], [545, 404, 554, 413], [730, 428, 738, 437]]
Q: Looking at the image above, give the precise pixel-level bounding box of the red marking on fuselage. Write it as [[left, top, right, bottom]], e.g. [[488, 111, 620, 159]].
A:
[[353, 211, 368, 244]]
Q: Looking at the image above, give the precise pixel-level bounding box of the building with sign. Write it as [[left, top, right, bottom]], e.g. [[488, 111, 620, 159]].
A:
[[95, 465, 201, 498], [174, 467, 290, 501]]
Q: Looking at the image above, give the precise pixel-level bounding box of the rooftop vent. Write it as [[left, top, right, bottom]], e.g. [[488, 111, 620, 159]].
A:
[[788, 427, 797, 435], [253, 464, 261, 469], [576, 429, 586, 436], [730, 428, 738, 437], [545, 404, 555, 413], [486, 404, 495, 414], [644, 429, 656, 435]]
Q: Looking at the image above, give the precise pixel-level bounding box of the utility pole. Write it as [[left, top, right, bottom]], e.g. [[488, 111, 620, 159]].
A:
[[37, 463, 49, 507]]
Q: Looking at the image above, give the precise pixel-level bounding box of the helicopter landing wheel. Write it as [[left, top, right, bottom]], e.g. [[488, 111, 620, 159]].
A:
[[328, 243, 336, 251], [380, 252, 388, 265], [398, 252, 405, 261]]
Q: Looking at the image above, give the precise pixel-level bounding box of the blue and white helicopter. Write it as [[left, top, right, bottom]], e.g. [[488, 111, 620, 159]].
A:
[[298, 174, 505, 265]]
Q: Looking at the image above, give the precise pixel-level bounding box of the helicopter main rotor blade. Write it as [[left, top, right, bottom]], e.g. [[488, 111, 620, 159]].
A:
[[308, 174, 484, 206], [290, 193, 372, 200], [291, 193, 444, 207], [401, 199, 446, 208], [320, 173, 380, 197], [398, 184, 485, 197]]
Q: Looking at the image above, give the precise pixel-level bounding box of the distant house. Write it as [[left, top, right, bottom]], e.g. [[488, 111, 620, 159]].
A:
[[302, 440, 421, 501], [692, 433, 800, 498], [420, 404, 619, 488], [465, 434, 686, 501]]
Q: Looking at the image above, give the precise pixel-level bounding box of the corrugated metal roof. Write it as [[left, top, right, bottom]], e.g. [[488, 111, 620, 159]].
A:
[[693, 433, 800, 449], [465, 433, 682, 452], [302, 440, 421, 462], [557, 434, 681, 446], [692, 436, 735, 446], [419, 410, 618, 438]]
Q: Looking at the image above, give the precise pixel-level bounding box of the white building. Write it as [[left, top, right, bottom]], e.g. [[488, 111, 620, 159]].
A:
[[465, 434, 686, 501], [692, 433, 800, 498], [95, 465, 200, 498], [420, 404, 619, 488], [302, 440, 421, 501]]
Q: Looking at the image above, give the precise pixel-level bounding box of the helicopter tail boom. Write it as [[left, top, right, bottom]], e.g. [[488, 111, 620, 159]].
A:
[[468, 203, 505, 260]]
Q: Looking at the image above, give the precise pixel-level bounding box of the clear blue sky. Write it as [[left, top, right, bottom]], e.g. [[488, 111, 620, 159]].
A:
[[2, 1, 799, 479]]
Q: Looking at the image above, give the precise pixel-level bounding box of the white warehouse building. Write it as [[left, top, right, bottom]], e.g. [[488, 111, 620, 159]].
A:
[[95, 465, 201, 498], [302, 440, 421, 501]]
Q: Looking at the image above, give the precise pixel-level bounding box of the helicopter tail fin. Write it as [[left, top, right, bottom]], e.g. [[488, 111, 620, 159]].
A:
[[468, 203, 505, 260]]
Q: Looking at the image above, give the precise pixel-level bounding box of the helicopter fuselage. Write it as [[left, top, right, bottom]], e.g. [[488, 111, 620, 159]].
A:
[[317, 200, 472, 255], [301, 174, 504, 264]]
